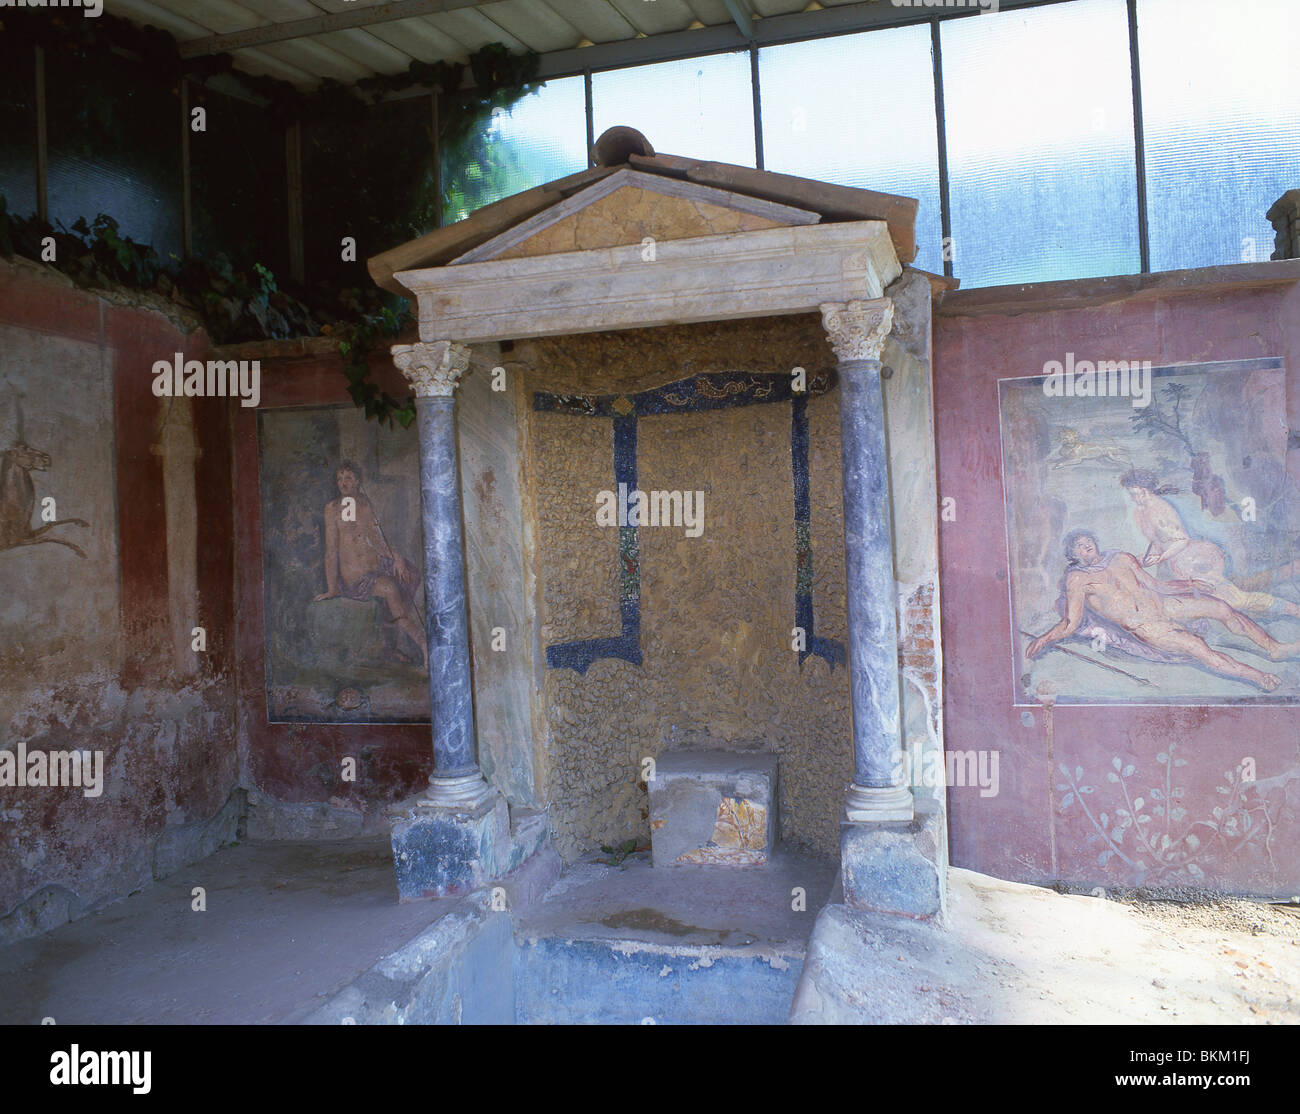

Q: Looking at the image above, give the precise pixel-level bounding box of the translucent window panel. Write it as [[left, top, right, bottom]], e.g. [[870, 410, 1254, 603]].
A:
[[1138, 0, 1300, 272], [759, 26, 943, 275], [0, 39, 37, 219], [592, 52, 756, 166], [441, 75, 587, 224], [941, 0, 1140, 288], [46, 48, 181, 261]]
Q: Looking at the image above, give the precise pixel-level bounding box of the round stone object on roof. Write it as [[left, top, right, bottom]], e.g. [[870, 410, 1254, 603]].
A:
[[592, 126, 655, 167]]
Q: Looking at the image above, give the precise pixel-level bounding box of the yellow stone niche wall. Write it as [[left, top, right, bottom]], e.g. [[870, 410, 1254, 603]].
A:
[[510, 316, 853, 861]]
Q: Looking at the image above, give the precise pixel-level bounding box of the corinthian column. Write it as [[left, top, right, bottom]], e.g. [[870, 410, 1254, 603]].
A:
[[392, 340, 492, 808], [819, 299, 913, 823]]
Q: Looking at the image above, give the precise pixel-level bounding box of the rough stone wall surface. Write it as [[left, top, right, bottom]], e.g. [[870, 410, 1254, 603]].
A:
[[0, 260, 239, 943], [880, 269, 945, 808], [513, 316, 854, 861]]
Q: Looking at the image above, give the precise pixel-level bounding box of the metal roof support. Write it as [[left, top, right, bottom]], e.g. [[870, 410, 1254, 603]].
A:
[[177, 0, 495, 58], [537, 0, 1077, 79]]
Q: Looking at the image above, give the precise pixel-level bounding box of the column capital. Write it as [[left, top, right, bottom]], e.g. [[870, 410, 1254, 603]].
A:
[[819, 299, 894, 364], [392, 341, 472, 398]]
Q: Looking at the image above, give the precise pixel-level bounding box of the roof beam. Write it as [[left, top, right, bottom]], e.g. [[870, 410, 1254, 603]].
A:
[[176, 0, 494, 58], [722, 0, 756, 40]]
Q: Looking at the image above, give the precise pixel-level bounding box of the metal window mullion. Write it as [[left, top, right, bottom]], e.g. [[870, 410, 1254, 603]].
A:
[[750, 42, 764, 170], [432, 90, 443, 229], [584, 69, 595, 166], [1127, 0, 1151, 274], [931, 19, 953, 279], [181, 78, 193, 257], [34, 44, 47, 223]]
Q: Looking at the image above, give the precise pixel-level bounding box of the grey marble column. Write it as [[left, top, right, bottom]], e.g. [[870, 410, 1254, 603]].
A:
[[820, 299, 913, 823], [392, 340, 492, 808]]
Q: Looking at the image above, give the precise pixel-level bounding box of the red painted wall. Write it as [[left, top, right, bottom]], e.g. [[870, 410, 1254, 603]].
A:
[[0, 261, 238, 936], [934, 274, 1300, 896]]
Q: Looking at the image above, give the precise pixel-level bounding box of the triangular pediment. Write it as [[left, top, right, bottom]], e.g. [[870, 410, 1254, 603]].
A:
[[452, 168, 820, 263]]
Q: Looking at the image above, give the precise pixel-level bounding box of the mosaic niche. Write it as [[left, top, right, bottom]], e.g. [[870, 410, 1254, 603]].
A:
[[534, 369, 845, 674]]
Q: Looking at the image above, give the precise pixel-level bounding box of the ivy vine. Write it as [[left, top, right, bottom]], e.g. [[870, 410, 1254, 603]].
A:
[[1, 13, 541, 428]]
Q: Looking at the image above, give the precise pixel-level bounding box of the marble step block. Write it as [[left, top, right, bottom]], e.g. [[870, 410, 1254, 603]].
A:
[[649, 751, 778, 867]]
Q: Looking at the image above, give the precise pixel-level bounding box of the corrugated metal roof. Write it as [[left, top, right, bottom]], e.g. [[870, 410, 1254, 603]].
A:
[[108, 0, 908, 89]]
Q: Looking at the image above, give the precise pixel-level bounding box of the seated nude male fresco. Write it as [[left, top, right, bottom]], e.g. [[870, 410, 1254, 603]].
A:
[[1025, 529, 1300, 692], [312, 461, 428, 670]]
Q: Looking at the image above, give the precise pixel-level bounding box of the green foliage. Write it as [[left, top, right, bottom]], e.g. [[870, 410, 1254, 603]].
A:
[[0, 9, 539, 427], [0, 193, 413, 425], [338, 304, 416, 430]]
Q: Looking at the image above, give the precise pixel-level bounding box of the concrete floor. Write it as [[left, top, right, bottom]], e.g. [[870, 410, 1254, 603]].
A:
[[0, 837, 460, 1024]]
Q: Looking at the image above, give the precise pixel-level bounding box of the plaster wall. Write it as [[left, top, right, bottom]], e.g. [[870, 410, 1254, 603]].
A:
[[934, 270, 1300, 895], [0, 260, 239, 944]]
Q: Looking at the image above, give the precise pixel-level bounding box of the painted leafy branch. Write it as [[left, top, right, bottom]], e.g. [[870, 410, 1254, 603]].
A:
[[1057, 738, 1276, 884], [1130, 382, 1196, 457]]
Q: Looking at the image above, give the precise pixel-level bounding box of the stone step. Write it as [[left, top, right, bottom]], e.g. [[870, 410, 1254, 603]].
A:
[[515, 933, 804, 1025], [649, 750, 779, 867]]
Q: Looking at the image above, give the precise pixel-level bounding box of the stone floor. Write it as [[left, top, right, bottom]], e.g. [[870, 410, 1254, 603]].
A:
[[515, 850, 838, 1023], [3, 840, 1291, 1025], [0, 837, 458, 1025]]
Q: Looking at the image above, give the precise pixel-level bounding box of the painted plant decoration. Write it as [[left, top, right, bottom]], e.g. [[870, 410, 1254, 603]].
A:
[[1000, 357, 1300, 705], [1057, 740, 1292, 886]]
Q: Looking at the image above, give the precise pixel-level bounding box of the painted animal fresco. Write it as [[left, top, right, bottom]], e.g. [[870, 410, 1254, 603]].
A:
[[257, 405, 429, 724], [1, 404, 89, 559], [1001, 358, 1300, 705]]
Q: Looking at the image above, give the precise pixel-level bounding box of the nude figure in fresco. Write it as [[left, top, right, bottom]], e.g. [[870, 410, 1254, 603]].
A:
[[1025, 530, 1299, 692], [312, 461, 427, 670], [1120, 469, 1300, 619]]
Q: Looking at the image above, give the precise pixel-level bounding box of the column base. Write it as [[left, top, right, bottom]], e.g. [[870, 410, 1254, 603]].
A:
[[419, 770, 495, 810], [840, 795, 946, 919], [843, 782, 914, 823], [390, 789, 508, 899]]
